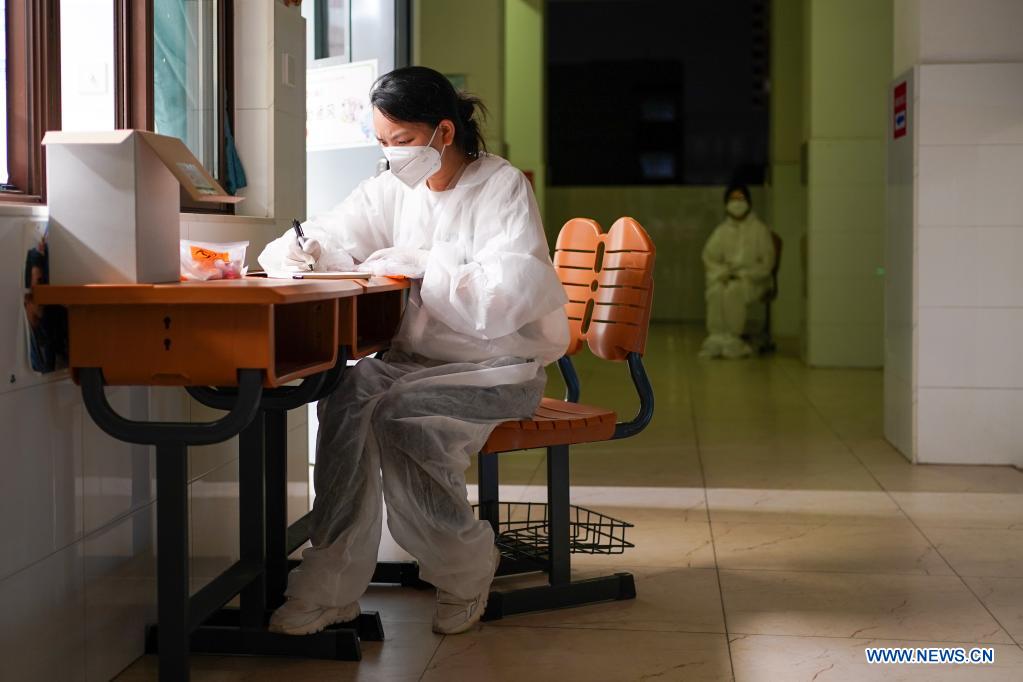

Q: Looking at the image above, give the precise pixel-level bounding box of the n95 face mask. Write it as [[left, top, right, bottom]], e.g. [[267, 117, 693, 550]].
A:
[[382, 127, 444, 188], [726, 199, 749, 219]]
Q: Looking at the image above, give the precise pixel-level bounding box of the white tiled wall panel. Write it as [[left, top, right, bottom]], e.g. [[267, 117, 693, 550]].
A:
[[918, 143, 1023, 227], [918, 63, 1023, 146], [0, 383, 83, 580], [273, 0, 306, 121], [918, 387, 1023, 466], [274, 108, 308, 222], [234, 0, 273, 111], [917, 0, 1023, 64], [918, 226, 1023, 308], [0, 544, 86, 681], [234, 108, 272, 218], [901, 60, 1023, 464], [83, 505, 156, 682], [918, 308, 1023, 389], [82, 386, 153, 534]]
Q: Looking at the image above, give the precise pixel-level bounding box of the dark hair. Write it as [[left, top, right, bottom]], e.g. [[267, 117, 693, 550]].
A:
[[370, 66, 488, 158], [724, 182, 752, 206]]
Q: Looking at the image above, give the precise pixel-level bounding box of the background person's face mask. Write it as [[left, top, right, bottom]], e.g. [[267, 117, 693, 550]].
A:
[[383, 126, 445, 188], [726, 199, 749, 219]]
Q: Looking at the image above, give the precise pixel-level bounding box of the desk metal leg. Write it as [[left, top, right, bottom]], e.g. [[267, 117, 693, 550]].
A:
[[264, 407, 289, 609], [547, 444, 571, 586], [156, 443, 190, 681], [239, 412, 267, 629]]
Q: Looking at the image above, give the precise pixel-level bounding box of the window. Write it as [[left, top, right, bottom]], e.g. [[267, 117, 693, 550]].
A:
[[154, 0, 221, 175], [0, 0, 235, 206], [313, 0, 350, 61], [151, 0, 236, 210], [61, 0, 116, 132], [547, 0, 770, 186]]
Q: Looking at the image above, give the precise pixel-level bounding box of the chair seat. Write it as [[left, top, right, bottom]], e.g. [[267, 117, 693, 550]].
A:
[[482, 397, 617, 454]]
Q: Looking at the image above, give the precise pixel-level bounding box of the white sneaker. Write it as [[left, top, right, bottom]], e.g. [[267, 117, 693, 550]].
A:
[[432, 546, 501, 635], [268, 597, 360, 636]]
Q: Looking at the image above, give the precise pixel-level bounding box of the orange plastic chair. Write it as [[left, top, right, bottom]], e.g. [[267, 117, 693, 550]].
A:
[[479, 216, 656, 621]]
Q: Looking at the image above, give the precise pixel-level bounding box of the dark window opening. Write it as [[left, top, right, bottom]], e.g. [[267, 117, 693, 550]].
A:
[[547, 0, 769, 187]]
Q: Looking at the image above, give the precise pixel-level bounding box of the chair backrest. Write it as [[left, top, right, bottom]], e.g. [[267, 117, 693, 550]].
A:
[[553, 217, 656, 361]]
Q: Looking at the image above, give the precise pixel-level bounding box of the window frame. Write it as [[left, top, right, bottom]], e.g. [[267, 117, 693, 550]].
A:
[[3, 0, 61, 203]]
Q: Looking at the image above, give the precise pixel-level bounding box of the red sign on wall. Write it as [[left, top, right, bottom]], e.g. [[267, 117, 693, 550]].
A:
[[893, 81, 907, 139]]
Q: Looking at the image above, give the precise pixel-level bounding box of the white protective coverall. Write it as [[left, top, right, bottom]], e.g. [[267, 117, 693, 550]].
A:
[[258, 154, 570, 606], [701, 211, 775, 357]]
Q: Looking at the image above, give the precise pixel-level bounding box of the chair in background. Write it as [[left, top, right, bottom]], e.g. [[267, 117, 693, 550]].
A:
[[756, 230, 783, 354], [477, 216, 656, 621]]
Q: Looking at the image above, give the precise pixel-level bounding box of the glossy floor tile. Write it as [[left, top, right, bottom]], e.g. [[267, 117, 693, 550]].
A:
[[115, 324, 1023, 681], [720, 569, 1011, 642], [730, 634, 1023, 682], [421, 627, 733, 682]]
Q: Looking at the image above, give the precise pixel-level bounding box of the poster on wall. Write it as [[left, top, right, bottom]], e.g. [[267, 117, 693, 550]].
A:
[[22, 224, 68, 374], [307, 58, 379, 151]]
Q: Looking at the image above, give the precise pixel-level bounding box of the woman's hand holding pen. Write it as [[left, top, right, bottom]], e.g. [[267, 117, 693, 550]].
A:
[[285, 235, 322, 271]]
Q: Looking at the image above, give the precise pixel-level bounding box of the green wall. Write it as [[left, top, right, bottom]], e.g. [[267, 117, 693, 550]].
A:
[[413, 0, 505, 155], [504, 0, 546, 216], [765, 0, 806, 346], [802, 0, 892, 367]]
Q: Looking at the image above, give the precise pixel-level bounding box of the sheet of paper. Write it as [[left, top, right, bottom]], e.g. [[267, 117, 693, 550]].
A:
[[266, 270, 367, 280]]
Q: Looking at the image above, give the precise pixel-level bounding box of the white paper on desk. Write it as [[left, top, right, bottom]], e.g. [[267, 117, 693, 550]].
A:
[[266, 270, 367, 279]]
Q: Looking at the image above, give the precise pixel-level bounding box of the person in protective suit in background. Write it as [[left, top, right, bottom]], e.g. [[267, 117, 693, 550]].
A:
[[258, 66, 569, 637], [700, 183, 775, 359]]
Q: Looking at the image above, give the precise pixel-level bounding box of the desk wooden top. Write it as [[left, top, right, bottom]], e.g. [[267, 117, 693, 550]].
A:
[[34, 276, 409, 306]]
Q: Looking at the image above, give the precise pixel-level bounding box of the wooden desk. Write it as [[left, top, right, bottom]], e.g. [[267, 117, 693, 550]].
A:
[[34, 276, 409, 681]]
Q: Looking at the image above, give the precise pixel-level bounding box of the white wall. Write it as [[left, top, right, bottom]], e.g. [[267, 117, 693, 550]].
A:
[[0, 3, 310, 680], [887, 0, 1023, 465], [884, 68, 915, 460]]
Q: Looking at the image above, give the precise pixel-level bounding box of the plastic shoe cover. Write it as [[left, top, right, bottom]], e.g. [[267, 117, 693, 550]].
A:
[[268, 598, 360, 636], [699, 334, 726, 359], [432, 546, 501, 635], [722, 337, 753, 359]]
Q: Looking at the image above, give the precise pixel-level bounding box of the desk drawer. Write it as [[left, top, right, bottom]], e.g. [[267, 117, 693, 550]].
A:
[[69, 300, 338, 387]]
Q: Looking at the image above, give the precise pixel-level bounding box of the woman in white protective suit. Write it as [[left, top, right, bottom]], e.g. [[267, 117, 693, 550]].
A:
[[257, 66, 569, 636], [700, 183, 776, 359]]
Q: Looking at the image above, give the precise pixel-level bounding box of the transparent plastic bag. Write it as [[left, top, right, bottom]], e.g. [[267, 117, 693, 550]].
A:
[[180, 240, 249, 281]]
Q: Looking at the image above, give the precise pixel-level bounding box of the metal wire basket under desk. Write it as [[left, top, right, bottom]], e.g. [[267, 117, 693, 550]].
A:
[[473, 501, 634, 564]]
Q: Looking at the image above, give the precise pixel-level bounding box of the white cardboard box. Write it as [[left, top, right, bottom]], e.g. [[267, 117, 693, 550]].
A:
[[43, 130, 242, 284]]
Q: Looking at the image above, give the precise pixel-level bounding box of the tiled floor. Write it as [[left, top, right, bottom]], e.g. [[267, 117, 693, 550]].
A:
[[117, 323, 1023, 681]]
